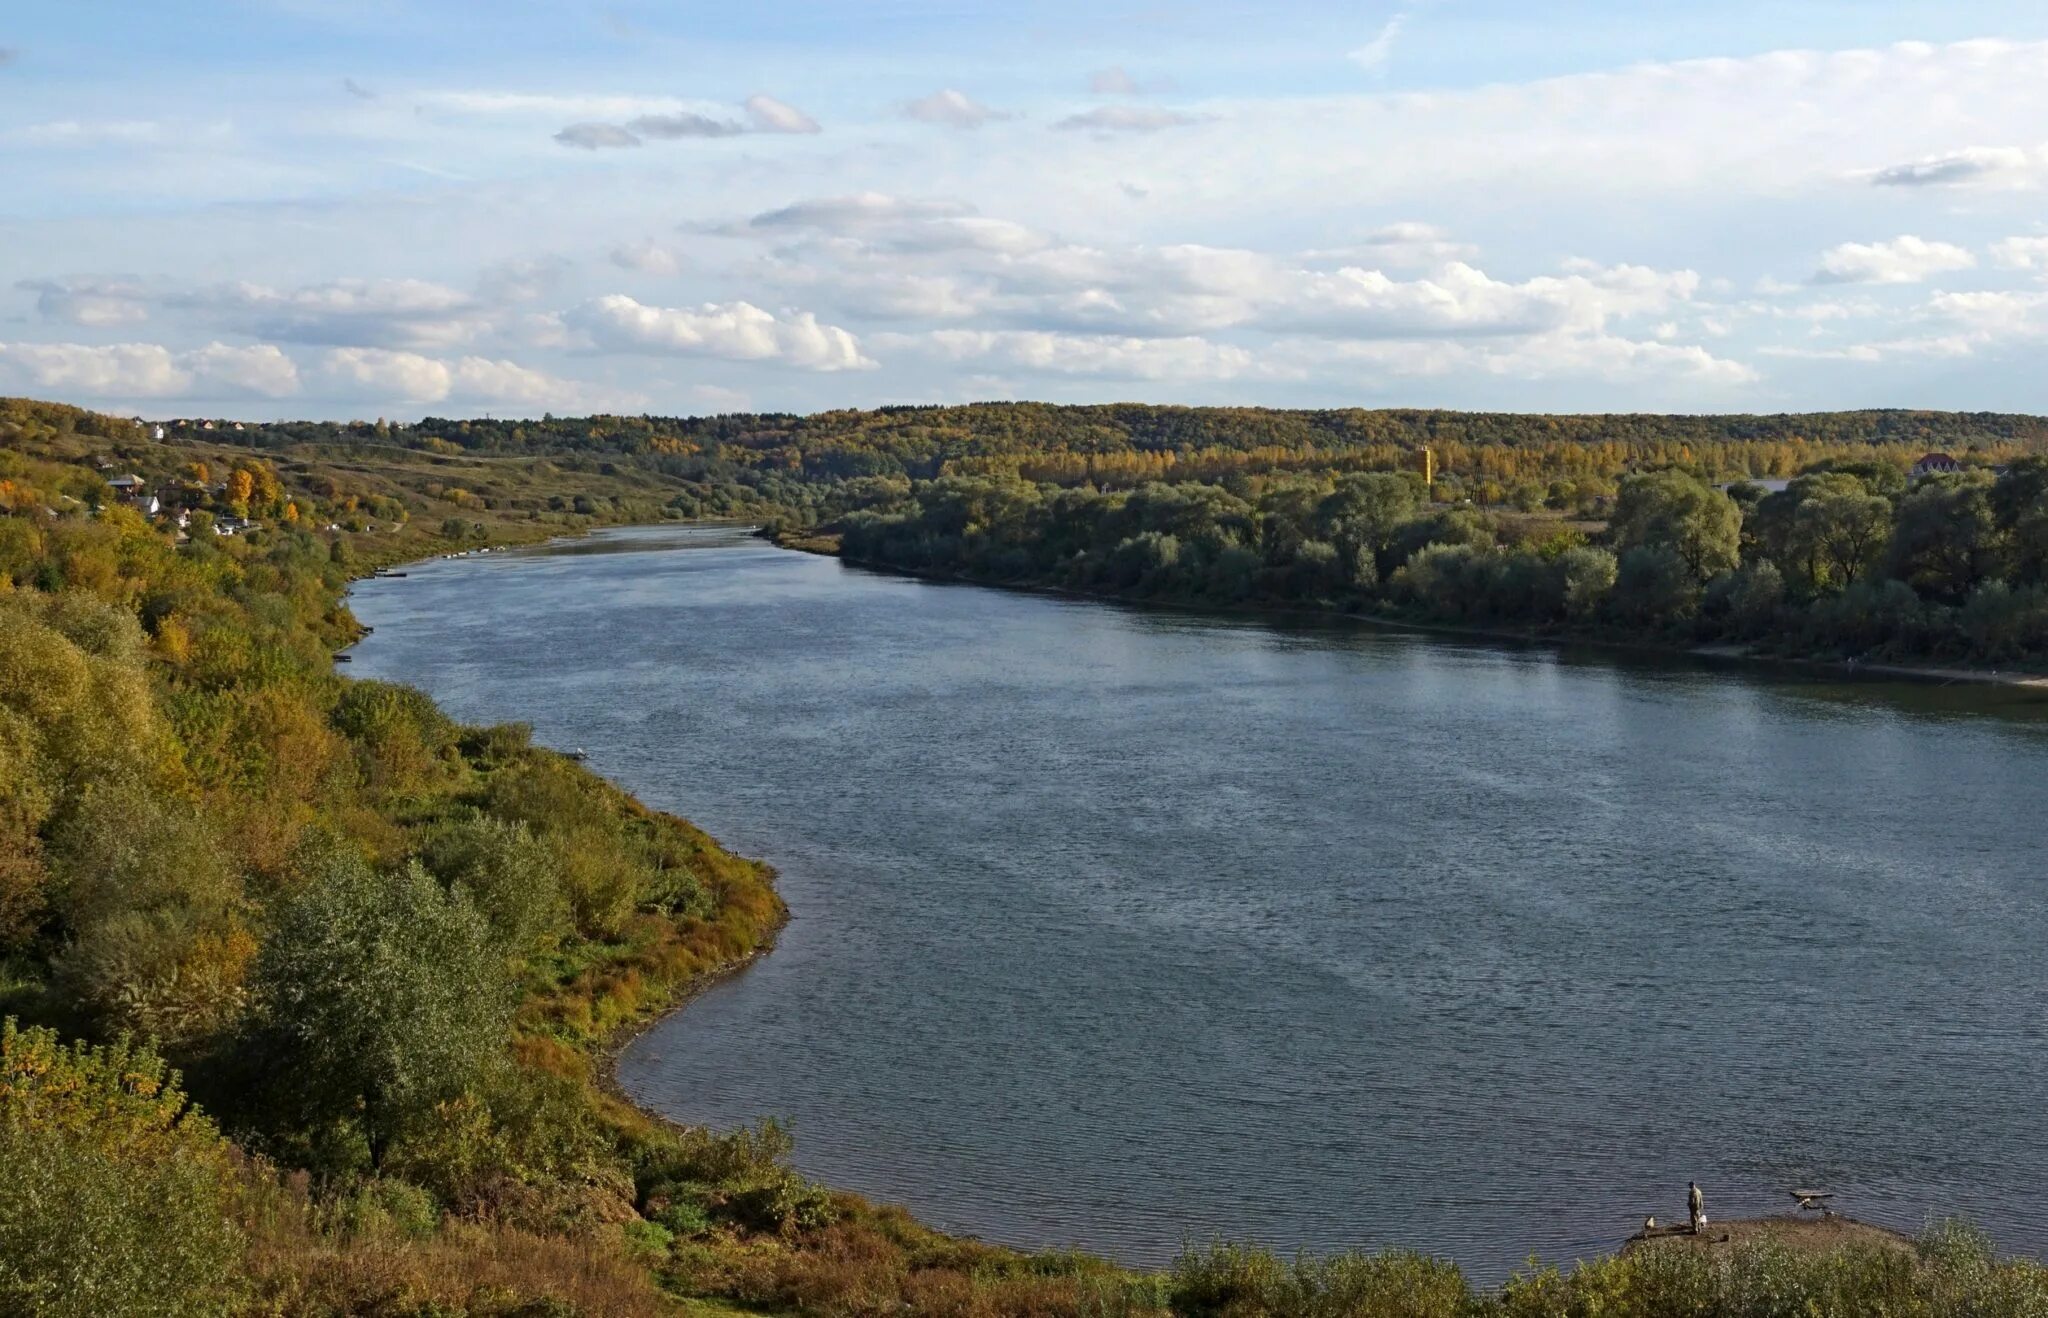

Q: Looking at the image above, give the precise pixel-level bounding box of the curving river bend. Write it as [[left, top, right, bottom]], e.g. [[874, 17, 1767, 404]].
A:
[[348, 524, 2048, 1281]]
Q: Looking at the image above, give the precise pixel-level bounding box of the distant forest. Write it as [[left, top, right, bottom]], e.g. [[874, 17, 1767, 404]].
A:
[[24, 397, 2048, 669]]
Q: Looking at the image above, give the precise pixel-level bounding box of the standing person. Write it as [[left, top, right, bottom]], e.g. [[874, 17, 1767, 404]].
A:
[[1688, 1181, 1705, 1233]]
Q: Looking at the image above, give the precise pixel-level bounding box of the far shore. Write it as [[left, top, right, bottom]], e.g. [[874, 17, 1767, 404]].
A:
[[769, 530, 2048, 695]]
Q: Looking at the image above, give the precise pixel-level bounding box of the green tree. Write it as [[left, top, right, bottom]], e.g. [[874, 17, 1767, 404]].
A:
[[1790, 478, 1893, 589], [1609, 470, 1741, 582], [248, 855, 513, 1167], [1316, 472, 1425, 583], [1886, 472, 2002, 601]]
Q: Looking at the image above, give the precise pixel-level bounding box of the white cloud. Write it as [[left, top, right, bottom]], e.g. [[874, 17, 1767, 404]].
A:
[[1813, 236, 1976, 285], [745, 93, 821, 134], [629, 111, 745, 139], [19, 278, 151, 327], [321, 347, 452, 401], [0, 340, 303, 399], [1990, 235, 2048, 270], [317, 347, 593, 407], [0, 342, 189, 396], [1925, 288, 2048, 335], [1306, 222, 1478, 268], [611, 239, 683, 276], [903, 89, 1011, 129], [448, 356, 577, 406], [744, 193, 973, 232], [1349, 15, 1406, 72], [570, 294, 873, 370], [1869, 145, 2047, 189], [419, 90, 686, 120], [183, 342, 302, 397], [1053, 106, 1203, 133], [555, 122, 641, 150], [176, 278, 491, 349], [897, 330, 1278, 382]]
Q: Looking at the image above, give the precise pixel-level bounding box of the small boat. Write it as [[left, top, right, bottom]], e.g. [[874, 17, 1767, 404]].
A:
[[332, 652, 352, 663], [564, 748, 589, 761]]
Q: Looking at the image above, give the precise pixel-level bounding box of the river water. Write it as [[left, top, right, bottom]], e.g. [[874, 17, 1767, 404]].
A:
[[347, 524, 2048, 1280]]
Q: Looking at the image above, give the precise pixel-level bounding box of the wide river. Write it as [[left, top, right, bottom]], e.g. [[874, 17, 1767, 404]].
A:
[[348, 524, 2048, 1280]]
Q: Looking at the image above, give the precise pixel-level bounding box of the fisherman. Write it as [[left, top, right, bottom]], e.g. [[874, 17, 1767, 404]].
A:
[[1688, 1181, 1706, 1233]]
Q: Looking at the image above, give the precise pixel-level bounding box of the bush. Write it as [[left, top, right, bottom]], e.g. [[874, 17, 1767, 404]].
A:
[[0, 1020, 243, 1316], [417, 815, 570, 957], [244, 854, 514, 1170]]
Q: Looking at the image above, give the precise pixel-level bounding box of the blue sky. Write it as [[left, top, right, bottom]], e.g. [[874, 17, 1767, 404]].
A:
[[4, 1, 2048, 418]]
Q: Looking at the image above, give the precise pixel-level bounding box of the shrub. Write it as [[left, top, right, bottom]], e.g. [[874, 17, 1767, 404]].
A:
[[245, 854, 514, 1170], [0, 1020, 243, 1316], [417, 815, 571, 957]]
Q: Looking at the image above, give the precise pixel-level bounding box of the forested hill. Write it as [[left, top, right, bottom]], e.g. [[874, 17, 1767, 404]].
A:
[[136, 400, 2048, 473]]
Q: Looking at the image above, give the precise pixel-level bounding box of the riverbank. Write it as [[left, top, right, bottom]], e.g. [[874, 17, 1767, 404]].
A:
[[775, 530, 2048, 693]]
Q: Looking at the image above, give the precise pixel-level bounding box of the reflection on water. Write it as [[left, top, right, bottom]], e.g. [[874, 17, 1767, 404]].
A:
[[349, 526, 2048, 1280]]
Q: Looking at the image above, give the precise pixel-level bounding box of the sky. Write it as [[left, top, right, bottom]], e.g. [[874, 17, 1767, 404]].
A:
[[4, 2, 2048, 420]]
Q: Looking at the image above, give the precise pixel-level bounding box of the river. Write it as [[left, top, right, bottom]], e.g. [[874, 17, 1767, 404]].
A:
[[346, 524, 2048, 1280]]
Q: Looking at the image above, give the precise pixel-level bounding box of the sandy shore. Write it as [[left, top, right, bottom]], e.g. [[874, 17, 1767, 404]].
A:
[[1627, 1213, 1913, 1256]]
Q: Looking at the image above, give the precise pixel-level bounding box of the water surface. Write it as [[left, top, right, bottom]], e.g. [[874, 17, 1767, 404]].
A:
[[348, 525, 2048, 1279]]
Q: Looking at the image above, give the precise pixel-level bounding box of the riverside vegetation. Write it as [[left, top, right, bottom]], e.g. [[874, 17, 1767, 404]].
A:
[[5, 393, 2048, 1316]]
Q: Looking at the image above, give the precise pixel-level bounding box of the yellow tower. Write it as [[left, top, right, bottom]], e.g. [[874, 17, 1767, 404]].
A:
[[1421, 446, 1435, 488]]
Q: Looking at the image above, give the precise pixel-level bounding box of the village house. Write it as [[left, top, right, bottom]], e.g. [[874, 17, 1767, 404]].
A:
[[1911, 452, 1965, 479]]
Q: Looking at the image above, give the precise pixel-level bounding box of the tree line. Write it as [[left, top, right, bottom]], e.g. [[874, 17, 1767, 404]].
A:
[[835, 458, 2048, 668]]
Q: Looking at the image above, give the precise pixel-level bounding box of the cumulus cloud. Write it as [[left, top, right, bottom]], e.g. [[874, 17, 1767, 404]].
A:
[[570, 294, 873, 370], [174, 278, 492, 349], [745, 93, 821, 134], [629, 111, 745, 139], [1990, 235, 2048, 270], [903, 89, 1011, 129], [0, 340, 302, 399], [611, 238, 683, 276], [0, 342, 190, 396], [552, 93, 817, 149], [743, 193, 974, 232], [555, 122, 642, 150], [1813, 236, 1977, 285], [1307, 222, 1478, 268], [898, 330, 1276, 381], [1053, 105, 1202, 133], [1870, 145, 2045, 189], [319, 348, 585, 405], [321, 347, 452, 401], [18, 278, 151, 327], [183, 343, 302, 397], [476, 257, 569, 304]]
